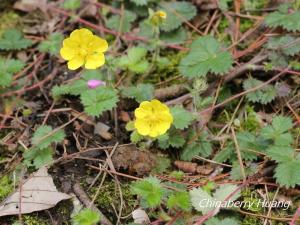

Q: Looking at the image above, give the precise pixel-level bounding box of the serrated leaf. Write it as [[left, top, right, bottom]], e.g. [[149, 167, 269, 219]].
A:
[[267, 146, 295, 163], [106, 10, 137, 33], [230, 162, 257, 181], [190, 187, 215, 214], [38, 33, 64, 55], [31, 125, 65, 149], [205, 217, 240, 225], [80, 87, 119, 117], [118, 47, 150, 73], [0, 29, 32, 50], [274, 160, 300, 188], [160, 1, 197, 32], [265, 4, 300, 31], [213, 143, 236, 163], [130, 0, 148, 5], [130, 130, 144, 143], [63, 0, 81, 10], [72, 208, 100, 225], [0, 58, 25, 87], [160, 28, 187, 44], [243, 78, 277, 104], [181, 131, 212, 161], [121, 83, 154, 102], [157, 129, 185, 149], [179, 36, 233, 78], [261, 116, 293, 146], [23, 147, 53, 169], [131, 177, 163, 207], [266, 36, 300, 56], [170, 106, 194, 129], [213, 184, 241, 203], [167, 191, 191, 211]]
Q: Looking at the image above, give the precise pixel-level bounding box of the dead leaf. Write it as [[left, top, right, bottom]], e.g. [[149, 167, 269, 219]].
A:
[[132, 209, 150, 224], [0, 167, 71, 217], [94, 122, 112, 140], [112, 145, 157, 176], [13, 0, 47, 13]]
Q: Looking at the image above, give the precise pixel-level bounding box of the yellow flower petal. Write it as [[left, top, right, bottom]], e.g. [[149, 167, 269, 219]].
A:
[[134, 119, 150, 136], [60, 47, 76, 60], [135, 107, 149, 119], [84, 53, 105, 69], [60, 28, 108, 70], [67, 56, 84, 70], [63, 37, 78, 48], [90, 36, 108, 53], [134, 99, 173, 137]]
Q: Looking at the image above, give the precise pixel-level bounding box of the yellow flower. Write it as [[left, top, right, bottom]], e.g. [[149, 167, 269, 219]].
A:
[[134, 100, 173, 138], [60, 28, 108, 70], [156, 10, 167, 19], [150, 10, 167, 26]]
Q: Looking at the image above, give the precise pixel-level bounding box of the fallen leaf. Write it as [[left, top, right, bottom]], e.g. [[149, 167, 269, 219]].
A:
[[94, 122, 112, 140], [0, 167, 71, 217]]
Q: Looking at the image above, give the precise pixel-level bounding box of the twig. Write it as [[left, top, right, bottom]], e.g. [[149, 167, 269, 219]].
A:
[[231, 127, 246, 181], [73, 182, 113, 225]]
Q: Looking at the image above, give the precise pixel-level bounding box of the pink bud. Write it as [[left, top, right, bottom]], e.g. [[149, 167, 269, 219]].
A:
[[87, 79, 106, 89]]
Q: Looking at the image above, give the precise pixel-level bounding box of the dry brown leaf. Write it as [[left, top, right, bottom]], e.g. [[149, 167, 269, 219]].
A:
[[0, 167, 71, 217]]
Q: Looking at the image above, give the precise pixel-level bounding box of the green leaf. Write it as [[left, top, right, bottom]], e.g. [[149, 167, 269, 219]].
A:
[[265, 4, 300, 31], [205, 217, 240, 225], [190, 184, 241, 214], [167, 191, 191, 211], [266, 35, 300, 56], [38, 33, 64, 55], [267, 146, 295, 163], [243, 78, 277, 104], [121, 83, 154, 103], [80, 87, 119, 117], [160, 28, 187, 44], [130, 0, 148, 6], [274, 160, 300, 188], [219, 0, 233, 11], [213, 143, 236, 163], [81, 70, 104, 81], [160, 1, 197, 32], [130, 130, 144, 143], [157, 129, 185, 149], [271, 115, 293, 133], [229, 162, 257, 180], [0, 29, 32, 50], [181, 131, 212, 161], [170, 106, 194, 129], [31, 125, 65, 149], [236, 132, 266, 161], [23, 147, 53, 169], [106, 10, 137, 33], [179, 36, 233, 78], [0, 58, 25, 87], [190, 187, 215, 214], [118, 47, 150, 73], [261, 116, 293, 146], [131, 177, 163, 207], [72, 208, 101, 225], [63, 0, 81, 10], [213, 184, 241, 203]]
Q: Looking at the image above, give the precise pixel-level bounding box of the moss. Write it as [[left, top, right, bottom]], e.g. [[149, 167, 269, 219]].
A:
[[0, 11, 22, 36], [88, 180, 136, 223], [22, 214, 50, 225], [0, 175, 13, 201], [242, 215, 262, 225]]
